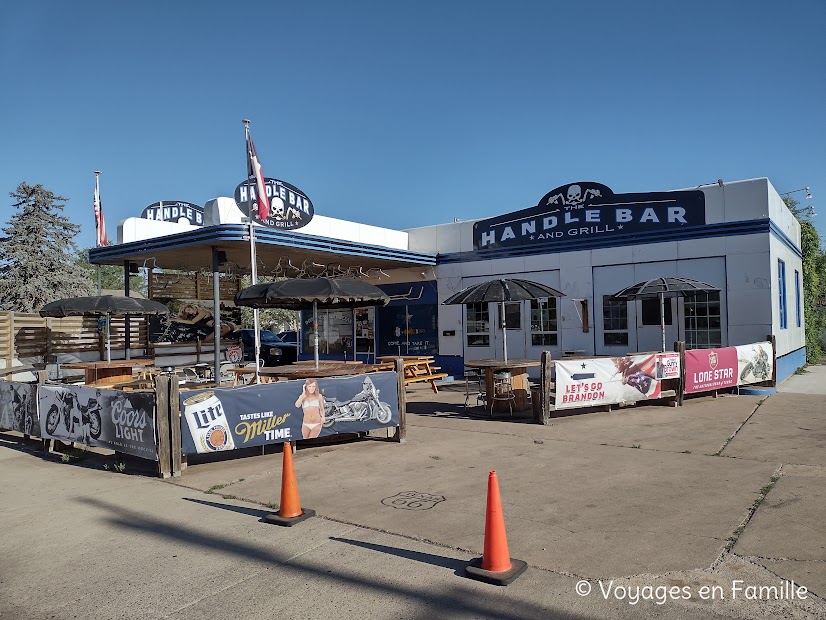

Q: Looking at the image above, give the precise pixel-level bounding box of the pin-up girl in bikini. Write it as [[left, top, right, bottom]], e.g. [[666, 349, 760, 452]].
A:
[[295, 378, 325, 439]]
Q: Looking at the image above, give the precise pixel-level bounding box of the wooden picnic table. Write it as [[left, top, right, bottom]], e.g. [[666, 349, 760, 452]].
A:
[[464, 359, 541, 412], [394, 358, 447, 393], [61, 359, 154, 385]]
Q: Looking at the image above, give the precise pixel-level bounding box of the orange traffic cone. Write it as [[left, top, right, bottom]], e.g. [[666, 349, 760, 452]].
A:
[[465, 470, 527, 585], [263, 442, 315, 526]]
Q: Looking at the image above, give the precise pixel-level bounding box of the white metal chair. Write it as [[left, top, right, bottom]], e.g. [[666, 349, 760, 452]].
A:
[[464, 368, 485, 408], [490, 371, 516, 415]]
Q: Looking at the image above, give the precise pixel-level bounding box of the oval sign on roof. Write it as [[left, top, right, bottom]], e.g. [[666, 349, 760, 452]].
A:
[[233, 177, 314, 230], [141, 201, 204, 226]]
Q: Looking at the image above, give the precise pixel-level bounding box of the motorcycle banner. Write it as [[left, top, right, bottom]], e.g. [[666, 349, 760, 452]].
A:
[[38, 385, 158, 460], [0, 381, 39, 437], [735, 341, 774, 385], [555, 353, 680, 410], [179, 371, 400, 455]]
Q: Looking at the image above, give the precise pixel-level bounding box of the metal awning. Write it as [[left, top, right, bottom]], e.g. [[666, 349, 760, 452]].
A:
[[87, 224, 436, 272]]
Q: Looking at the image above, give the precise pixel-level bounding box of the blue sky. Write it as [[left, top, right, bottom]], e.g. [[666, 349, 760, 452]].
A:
[[1, 1, 824, 250]]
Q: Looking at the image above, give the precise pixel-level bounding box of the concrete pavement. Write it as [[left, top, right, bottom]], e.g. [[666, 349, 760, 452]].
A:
[[1, 368, 825, 618]]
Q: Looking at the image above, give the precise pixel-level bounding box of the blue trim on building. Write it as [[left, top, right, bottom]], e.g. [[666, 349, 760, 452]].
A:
[[769, 221, 803, 259], [437, 218, 802, 264], [776, 346, 806, 385], [89, 224, 436, 266]]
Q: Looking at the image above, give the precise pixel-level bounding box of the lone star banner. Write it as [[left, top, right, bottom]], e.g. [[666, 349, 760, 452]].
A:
[[555, 353, 680, 410]]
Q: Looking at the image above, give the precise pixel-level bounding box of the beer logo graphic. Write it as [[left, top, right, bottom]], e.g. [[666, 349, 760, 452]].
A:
[[183, 391, 235, 453], [206, 426, 229, 450], [708, 351, 718, 370]]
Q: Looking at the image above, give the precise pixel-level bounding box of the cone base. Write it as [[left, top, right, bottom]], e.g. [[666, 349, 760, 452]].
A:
[[262, 508, 315, 527], [465, 557, 527, 586]]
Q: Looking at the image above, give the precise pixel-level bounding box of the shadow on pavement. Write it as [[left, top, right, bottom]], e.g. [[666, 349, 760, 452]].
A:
[[77, 496, 589, 620], [183, 497, 272, 520], [330, 536, 468, 575]]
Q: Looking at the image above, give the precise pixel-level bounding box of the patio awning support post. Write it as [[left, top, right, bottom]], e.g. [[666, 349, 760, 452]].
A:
[[124, 260, 131, 360], [106, 313, 111, 363], [212, 247, 222, 384], [660, 291, 666, 353], [313, 300, 319, 369]]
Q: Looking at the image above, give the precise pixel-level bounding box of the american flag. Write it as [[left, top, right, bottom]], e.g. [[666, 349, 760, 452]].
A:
[[94, 173, 109, 246], [246, 127, 270, 221]]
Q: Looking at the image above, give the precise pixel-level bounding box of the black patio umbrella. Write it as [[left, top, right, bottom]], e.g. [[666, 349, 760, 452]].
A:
[[442, 278, 565, 363], [235, 278, 390, 368], [612, 277, 720, 351], [39, 295, 170, 362]]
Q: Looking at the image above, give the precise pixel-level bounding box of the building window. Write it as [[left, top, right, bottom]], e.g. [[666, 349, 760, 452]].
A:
[[467, 303, 490, 347], [355, 307, 375, 354], [795, 270, 801, 328], [530, 298, 557, 346], [641, 297, 672, 326], [602, 295, 629, 346], [778, 259, 787, 329], [497, 302, 522, 330], [684, 292, 721, 349]]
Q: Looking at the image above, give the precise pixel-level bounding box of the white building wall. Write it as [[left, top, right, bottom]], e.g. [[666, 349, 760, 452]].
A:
[[770, 236, 805, 356]]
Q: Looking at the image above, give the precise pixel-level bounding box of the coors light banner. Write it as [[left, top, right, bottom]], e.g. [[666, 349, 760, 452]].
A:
[[0, 382, 39, 437], [685, 342, 773, 394], [180, 372, 399, 455], [555, 353, 680, 410], [38, 385, 158, 459], [473, 182, 705, 250]]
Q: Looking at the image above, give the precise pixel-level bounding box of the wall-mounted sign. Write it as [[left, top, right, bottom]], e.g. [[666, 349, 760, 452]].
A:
[[233, 177, 314, 230], [473, 182, 705, 250], [141, 201, 204, 226]]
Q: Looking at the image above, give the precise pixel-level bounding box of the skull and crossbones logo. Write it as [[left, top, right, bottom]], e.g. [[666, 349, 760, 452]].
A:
[[546, 184, 602, 209]]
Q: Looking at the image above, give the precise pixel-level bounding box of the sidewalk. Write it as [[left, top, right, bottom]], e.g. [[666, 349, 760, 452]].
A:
[[1, 378, 824, 618]]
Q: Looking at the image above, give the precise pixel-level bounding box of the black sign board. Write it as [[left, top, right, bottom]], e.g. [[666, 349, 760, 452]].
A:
[[473, 182, 705, 250], [233, 177, 314, 230], [141, 201, 204, 226]]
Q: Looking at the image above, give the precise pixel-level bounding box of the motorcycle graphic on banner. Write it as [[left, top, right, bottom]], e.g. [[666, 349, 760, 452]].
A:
[[0, 381, 39, 437], [38, 385, 158, 460], [180, 372, 399, 455], [555, 353, 680, 410]]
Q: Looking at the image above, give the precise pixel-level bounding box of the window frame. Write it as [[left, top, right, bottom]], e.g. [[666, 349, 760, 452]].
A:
[[466, 302, 490, 347], [602, 295, 629, 347], [529, 298, 558, 347], [684, 291, 722, 349], [795, 269, 801, 328], [778, 259, 787, 330]]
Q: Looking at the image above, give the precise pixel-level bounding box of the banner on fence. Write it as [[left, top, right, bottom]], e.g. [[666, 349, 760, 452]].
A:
[[180, 372, 399, 455], [555, 353, 680, 410], [38, 385, 158, 459], [685, 342, 773, 394], [0, 382, 39, 437]]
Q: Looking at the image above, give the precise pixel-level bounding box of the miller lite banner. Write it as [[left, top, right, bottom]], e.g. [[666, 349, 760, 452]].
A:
[[233, 177, 314, 230], [555, 353, 680, 410], [180, 372, 398, 455], [473, 182, 705, 250], [685, 342, 773, 394], [141, 201, 204, 226]]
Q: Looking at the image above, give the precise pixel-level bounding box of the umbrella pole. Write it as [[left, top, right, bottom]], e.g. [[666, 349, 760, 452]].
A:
[[313, 301, 319, 369], [106, 313, 111, 363], [501, 301, 508, 363], [660, 292, 666, 353]]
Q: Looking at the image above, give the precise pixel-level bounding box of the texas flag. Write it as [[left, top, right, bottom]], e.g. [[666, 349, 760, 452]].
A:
[[93, 174, 109, 246], [245, 127, 270, 221]]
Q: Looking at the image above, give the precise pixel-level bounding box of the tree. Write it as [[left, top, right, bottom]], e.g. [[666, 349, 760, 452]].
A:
[[785, 196, 825, 363], [74, 249, 148, 297], [0, 183, 94, 312], [237, 275, 299, 332]]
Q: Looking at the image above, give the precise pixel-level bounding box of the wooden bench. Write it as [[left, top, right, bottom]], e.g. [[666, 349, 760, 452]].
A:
[[405, 372, 449, 393]]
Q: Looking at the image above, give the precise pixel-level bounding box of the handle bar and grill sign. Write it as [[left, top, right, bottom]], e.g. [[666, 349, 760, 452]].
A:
[[233, 177, 314, 230]]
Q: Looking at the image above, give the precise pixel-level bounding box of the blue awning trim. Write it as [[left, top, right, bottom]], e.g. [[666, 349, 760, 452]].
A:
[[88, 224, 437, 265]]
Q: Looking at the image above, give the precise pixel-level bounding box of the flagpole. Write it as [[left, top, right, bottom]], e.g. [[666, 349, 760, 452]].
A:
[[94, 171, 102, 295], [243, 120, 262, 384]]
